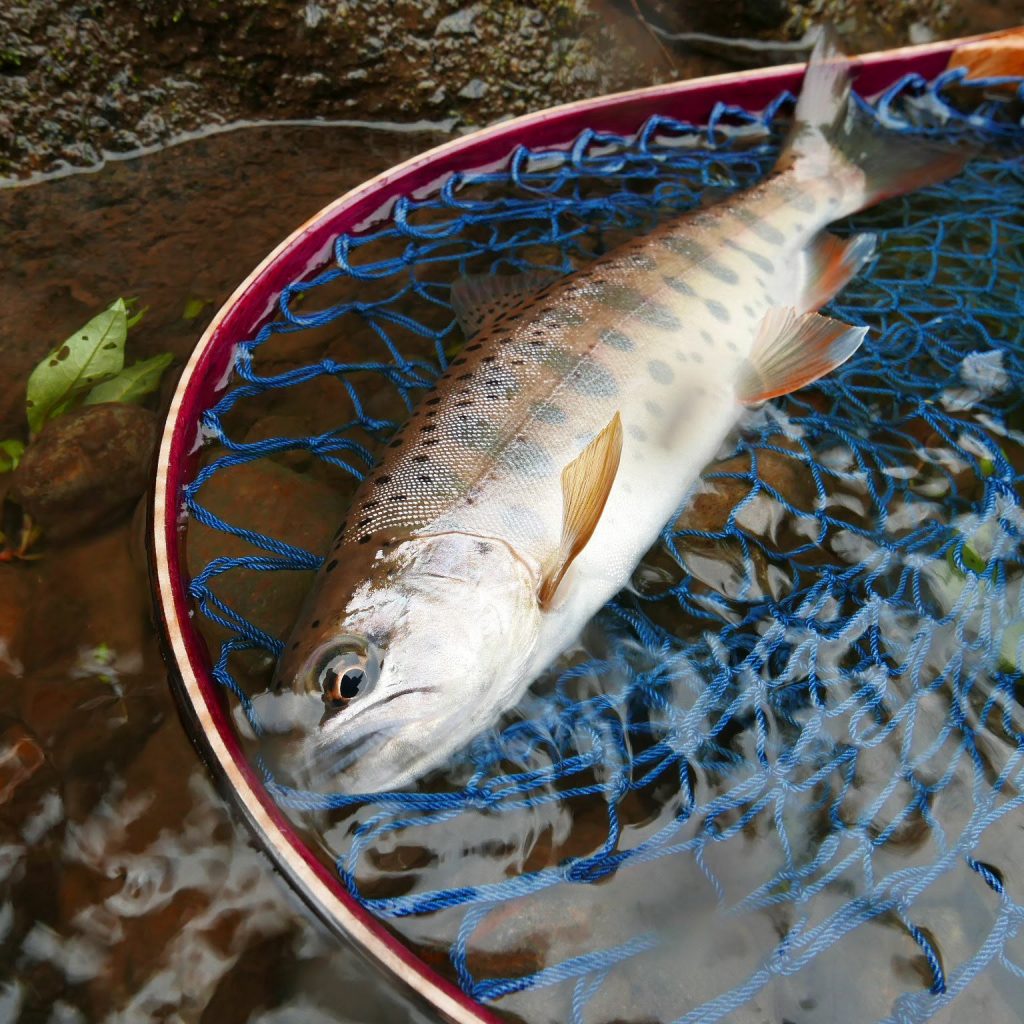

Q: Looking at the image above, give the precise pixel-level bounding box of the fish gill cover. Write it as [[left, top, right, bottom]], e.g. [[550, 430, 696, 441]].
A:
[[183, 68, 1024, 1023]]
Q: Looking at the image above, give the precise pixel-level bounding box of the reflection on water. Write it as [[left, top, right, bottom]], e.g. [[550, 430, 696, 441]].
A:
[[0, 124, 444, 1023], [185, 90, 1024, 1024]]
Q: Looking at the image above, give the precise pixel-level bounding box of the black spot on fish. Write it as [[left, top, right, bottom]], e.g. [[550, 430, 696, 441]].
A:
[[662, 274, 694, 297], [467, 342, 483, 351], [700, 330, 713, 344], [456, 372, 472, 381], [413, 455, 429, 463], [482, 355, 496, 363], [359, 535, 372, 544], [325, 559, 338, 572], [724, 238, 775, 274], [388, 438, 403, 448], [311, 619, 320, 628], [726, 340, 737, 352], [732, 207, 785, 245], [534, 403, 567, 425], [743, 305, 754, 318], [570, 357, 618, 397], [452, 357, 468, 366], [291, 641, 299, 650], [706, 299, 730, 322], [426, 396, 442, 406], [418, 474, 432, 484], [648, 359, 673, 385], [593, 280, 643, 312], [704, 258, 739, 285], [599, 328, 635, 351], [376, 474, 391, 485], [639, 303, 681, 331], [388, 494, 408, 502], [789, 190, 817, 213], [422, 424, 437, 433], [357, 516, 371, 528], [628, 424, 648, 442], [363, 500, 379, 510], [501, 438, 553, 477]]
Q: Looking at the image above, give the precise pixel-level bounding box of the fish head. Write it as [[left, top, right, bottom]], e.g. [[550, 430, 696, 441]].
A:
[[274, 532, 542, 792]]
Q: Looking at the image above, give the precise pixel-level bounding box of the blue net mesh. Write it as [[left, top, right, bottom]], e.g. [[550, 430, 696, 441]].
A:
[[185, 68, 1024, 1022]]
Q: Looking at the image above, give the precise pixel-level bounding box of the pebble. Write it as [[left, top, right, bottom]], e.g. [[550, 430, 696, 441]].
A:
[[10, 403, 158, 542]]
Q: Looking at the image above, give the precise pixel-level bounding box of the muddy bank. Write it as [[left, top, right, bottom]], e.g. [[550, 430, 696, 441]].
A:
[[4, 0, 1022, 181]]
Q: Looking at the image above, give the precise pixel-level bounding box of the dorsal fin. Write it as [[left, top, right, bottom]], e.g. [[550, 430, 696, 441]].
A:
[[539, 412, 623, 610], [450, 269, 564, 337], [737, 306, 867, 405]]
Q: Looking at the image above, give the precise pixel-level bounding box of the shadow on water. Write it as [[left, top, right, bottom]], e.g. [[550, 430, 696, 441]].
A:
[[0, 123, 448, 1024]]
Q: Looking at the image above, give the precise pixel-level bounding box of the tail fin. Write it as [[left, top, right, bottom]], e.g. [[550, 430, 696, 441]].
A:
[[776, 27, 971, 214]]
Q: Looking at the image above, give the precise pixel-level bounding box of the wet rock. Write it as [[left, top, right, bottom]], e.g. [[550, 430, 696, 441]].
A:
[[18, 525, 152, 676], [0, 566, 31, 681], [0, 720, 49, 810], [10, 403, 158, 542], [458, 78, 488, 100]]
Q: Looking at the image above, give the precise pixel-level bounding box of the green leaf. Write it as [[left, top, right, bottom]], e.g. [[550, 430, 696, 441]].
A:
[[0, 439, 24, 473], [84, 353, 173, 406], [182, 297, 210, 321], [26, 299, 129, 434]]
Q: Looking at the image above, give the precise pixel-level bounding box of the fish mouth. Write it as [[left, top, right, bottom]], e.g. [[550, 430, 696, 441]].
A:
[[312, 685, 441, 784]]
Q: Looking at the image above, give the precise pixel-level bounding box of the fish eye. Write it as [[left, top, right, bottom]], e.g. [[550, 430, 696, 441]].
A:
[[316, 638, 379, 708]]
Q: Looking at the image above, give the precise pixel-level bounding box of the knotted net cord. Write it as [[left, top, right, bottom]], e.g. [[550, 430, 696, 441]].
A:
[[185, 69, 1024, 1021]]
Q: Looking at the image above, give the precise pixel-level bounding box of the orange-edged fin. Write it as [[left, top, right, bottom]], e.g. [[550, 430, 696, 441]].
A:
[[539, 412, 623, 610], [737, 307, 867, 405], [451, 269, 564, 337], [800, 232, 876, 313], [948, 28, 1024, 81]]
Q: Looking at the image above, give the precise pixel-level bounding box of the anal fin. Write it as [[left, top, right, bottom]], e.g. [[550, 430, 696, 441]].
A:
[[737, 307, 867, 405], [539, 412, 623, 610], [801, 231, 877, 312]]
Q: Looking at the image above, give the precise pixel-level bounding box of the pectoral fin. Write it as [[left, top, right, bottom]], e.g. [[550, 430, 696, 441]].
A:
[[737, 306, 867, 405], [539, 412, 623, 610]]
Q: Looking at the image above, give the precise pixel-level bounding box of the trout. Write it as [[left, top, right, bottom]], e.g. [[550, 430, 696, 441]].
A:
[[273, 34, 968, 791]]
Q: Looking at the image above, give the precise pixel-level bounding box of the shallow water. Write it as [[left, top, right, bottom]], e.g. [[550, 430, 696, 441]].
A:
[[0, 123, 449, 1023], [181, 88, 1024, 1024]]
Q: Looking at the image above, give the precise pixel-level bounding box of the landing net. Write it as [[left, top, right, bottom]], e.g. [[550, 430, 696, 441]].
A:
[[186, 68, 1024, 1022]]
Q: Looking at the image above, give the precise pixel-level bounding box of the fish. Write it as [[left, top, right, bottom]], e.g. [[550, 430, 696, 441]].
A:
[[271, 32, 970, 793]]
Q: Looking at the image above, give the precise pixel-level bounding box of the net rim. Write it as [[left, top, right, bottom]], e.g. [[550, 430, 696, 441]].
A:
[[149, 31, 1005, 1022]]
